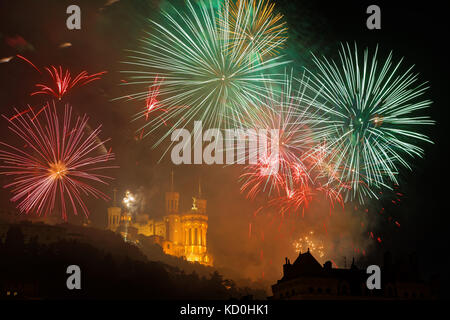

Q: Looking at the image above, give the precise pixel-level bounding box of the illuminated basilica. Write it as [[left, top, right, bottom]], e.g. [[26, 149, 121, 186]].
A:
[[106, 173, 212, 266]]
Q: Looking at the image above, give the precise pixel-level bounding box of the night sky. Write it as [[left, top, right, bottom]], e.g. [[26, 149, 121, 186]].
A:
[[0, 0, 448, 287]]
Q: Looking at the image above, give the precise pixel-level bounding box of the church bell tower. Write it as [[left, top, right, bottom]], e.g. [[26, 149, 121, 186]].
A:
[[164, 170, 182, 245], [195, 179, 207, 214], [165, 170, 179, 214], [107, 188, 121, 231]]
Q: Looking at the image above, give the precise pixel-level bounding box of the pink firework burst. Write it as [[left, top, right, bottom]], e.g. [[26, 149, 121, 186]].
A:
[[0, 102, 116, 220], [31, 66, 106, 100]]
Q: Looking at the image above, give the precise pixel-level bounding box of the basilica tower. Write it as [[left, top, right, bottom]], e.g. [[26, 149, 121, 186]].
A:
[[165, 170, 179, 214], [107, 188, 121, 231], [164, 170, 183, 249], [195, 179, 207, 214], [180, 179, 212, 265]]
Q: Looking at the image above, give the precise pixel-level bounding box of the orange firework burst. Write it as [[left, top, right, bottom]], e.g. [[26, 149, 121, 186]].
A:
[[292, 231, 325, 259], [220, 0, 288, 59]]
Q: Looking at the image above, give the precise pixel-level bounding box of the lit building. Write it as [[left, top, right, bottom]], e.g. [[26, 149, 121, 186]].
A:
[[106, 173, 213, 266], [106, 188, 121, 232]]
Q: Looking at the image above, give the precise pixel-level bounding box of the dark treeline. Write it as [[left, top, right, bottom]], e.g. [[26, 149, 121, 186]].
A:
[[0, 225, 263, 299]]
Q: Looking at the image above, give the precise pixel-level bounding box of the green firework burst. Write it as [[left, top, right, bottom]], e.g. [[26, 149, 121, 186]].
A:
[[120, 0, 289, 145], [304, 43, 434, 202]]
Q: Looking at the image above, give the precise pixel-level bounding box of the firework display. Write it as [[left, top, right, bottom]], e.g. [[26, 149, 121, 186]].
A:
[[118, 0, 434, 212], [117, 0, 434, 213], [120, 0, 289, 141], [1, 0, 434, 220], [118, 0, 434, 211], [0, 0, 444, 304], [0, 102, 116, 220]]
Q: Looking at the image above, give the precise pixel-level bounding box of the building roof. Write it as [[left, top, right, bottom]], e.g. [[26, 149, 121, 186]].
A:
[[290, 249, 323, 275]]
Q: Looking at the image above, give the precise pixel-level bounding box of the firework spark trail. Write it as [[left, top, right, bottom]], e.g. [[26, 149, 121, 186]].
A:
[[15, 54, 41, 73], [144, 75, 162, 121], [303, 43, 434, 202], [31, 66, 106, 100], [0, 102, 117, 220], [9, 105, 33, 121], [119, 0, 289, 146]]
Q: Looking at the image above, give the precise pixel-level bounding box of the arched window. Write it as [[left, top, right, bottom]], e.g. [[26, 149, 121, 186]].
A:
[[309, 287, 314, 294]]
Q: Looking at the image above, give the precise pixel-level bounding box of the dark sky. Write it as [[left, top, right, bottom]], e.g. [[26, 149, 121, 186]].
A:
[[0, 0, 448, 286]]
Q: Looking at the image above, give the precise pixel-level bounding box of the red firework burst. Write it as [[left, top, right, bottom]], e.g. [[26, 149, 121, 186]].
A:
[[145, 75, 162, 120], [31, 66, 106, 100], [240, 153, 285, 199], [128, 76, 192, 140], [238, 103, 314, 199], [243, 138, 347, 214], [237, 72, 319, 201], [0, 102, 116, 220]]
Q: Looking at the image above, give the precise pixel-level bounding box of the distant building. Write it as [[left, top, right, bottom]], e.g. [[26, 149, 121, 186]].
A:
[[271, 249, 432, 300], [106, 173, 212, 266], [0, 281, 39, 300]]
